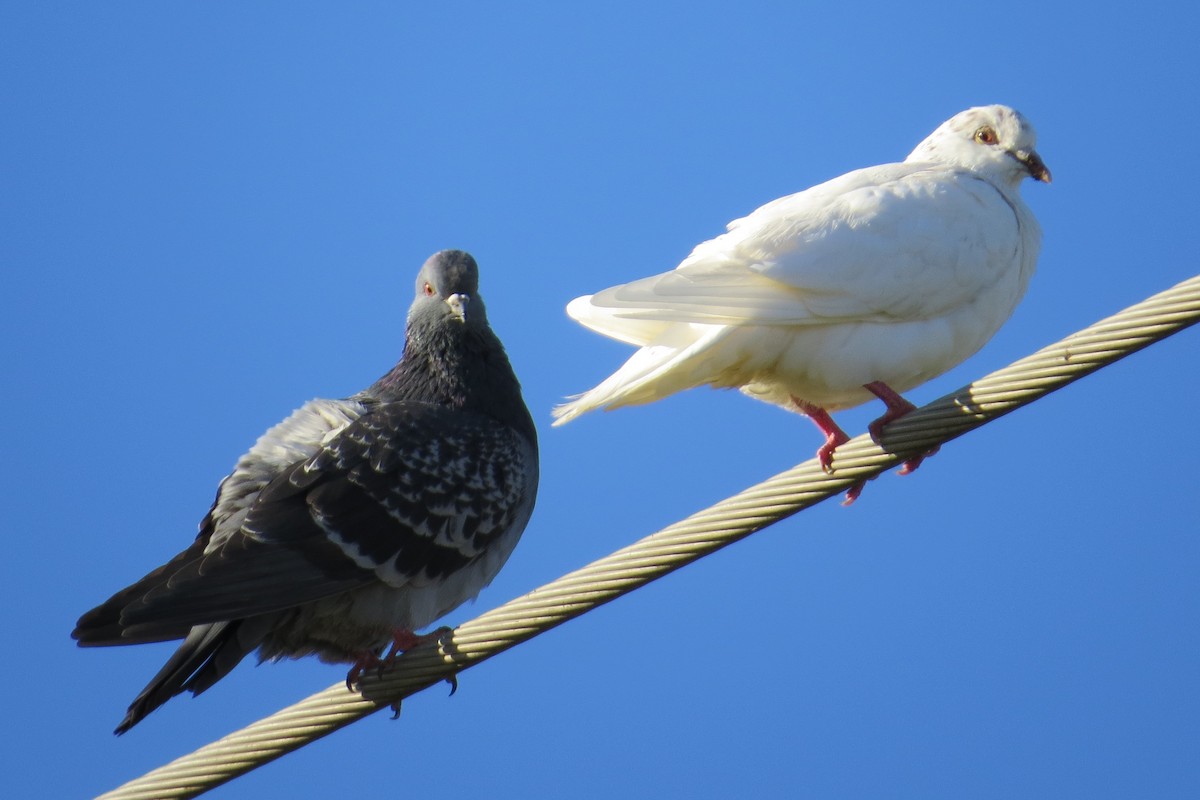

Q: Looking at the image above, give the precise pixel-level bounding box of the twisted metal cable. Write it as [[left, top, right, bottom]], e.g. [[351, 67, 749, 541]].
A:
[[97, 274, 1200, 800]]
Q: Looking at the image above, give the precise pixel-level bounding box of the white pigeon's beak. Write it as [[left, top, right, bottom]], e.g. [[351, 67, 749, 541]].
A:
[[1013, 148, 1052, 183], [446, 293, 470, 321]]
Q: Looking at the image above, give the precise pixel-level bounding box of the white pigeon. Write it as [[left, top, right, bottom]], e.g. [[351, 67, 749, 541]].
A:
[[553, 105, 1049, 497]]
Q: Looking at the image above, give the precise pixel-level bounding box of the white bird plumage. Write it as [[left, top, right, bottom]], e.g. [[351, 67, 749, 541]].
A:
[[553, 105, 1050, 489]]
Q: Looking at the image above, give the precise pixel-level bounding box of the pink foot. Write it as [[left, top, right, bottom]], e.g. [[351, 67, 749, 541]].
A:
[[863, 381, 917, 442], [862, 381, 937, 474], [380, 626, 453, 671], [381, 629, 423, 662], [792, 395, 864, 503], [344, 626, 454, 690], [346, 651, 382, 690], [841, 481, 866, 506], [791, 396, 850, 473]]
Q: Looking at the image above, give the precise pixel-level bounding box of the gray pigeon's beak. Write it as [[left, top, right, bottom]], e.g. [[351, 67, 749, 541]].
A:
[[1013, 148, 1052, 183], [446, 293, 470, 322]]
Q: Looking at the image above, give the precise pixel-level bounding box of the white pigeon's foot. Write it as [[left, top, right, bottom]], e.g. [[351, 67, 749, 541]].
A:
[[791, 395, 868, 504], [863, 382, 937, 474], [863, 381, 917, 440], [791, 396, 850, 474]]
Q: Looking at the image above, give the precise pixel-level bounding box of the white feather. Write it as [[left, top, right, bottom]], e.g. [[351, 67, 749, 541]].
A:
[[555, 105, 1046, 422]]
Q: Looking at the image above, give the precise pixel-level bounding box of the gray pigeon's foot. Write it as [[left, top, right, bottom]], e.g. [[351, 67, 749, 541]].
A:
[[346, 650, 383, 690], [346, 626, 454, 689], [383, 669, 454, 721], [380, 628, 422, 665], [381, 626, 453, 664]]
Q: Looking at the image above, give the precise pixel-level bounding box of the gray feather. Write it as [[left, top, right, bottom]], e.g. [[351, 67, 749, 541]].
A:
[[73, 250, 539, 733]]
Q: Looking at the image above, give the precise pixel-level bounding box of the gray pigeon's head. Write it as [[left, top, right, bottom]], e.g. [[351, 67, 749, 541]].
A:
[[410, 249, 487, 328], [906, 105, 1051, 188], [369, 248, 526, 410]]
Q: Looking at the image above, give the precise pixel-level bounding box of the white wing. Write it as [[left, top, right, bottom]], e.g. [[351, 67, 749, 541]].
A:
[[570, 163, 1034, 344]]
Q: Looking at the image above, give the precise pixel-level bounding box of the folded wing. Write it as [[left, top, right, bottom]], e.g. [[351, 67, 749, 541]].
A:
[[570, 164, 1024, 339]]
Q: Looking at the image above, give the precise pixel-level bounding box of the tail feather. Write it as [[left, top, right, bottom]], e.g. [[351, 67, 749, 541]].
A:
[[565, 295, 671, 347], [553, 325, 728, 425], [115, 616, 270, 734]]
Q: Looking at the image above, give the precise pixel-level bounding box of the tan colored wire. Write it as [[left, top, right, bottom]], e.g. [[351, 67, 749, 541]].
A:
[[97, 274, 1200, 800]]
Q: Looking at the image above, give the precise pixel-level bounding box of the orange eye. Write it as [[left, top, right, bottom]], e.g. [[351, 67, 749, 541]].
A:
[[423, 282, 435, 296], [974, 126, 999, 145]]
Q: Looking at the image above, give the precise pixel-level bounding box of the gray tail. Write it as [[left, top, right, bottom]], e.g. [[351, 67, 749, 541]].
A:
[[115, 618, 265, 734]]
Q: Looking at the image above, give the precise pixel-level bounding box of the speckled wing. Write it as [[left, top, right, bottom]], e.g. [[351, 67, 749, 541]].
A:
[[115, 401, 537, 634]]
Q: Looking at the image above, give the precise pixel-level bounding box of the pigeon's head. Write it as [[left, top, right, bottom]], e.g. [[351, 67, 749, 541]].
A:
[[411, 249, 487, 328], [907, 105, 1051, 188]]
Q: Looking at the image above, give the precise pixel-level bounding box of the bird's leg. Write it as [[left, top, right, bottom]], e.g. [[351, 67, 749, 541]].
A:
[[380, 626, 459, 695], [382, 627, 460, 702], [346, 626, 458, 694], [376, 629, 424, 678], [346, 650, 384, 690], [842, 481, 866, 506], [862, 381, 938, 474], [863, 381, 916, 441], [381, 625, 454, 664], [791, 395, 867, 504], [790, 396, 849, 474], [381, 629, 422, 663]]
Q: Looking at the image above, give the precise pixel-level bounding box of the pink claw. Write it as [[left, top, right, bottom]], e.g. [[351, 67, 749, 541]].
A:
[[791, 396, 850, 474], [863, 381, 937, 474], [792, 395, 864, 503]]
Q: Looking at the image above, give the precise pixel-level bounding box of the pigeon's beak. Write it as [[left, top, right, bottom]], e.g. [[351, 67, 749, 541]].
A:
[[446, 293, 470, 322], [1013, 148, 1052, 183]]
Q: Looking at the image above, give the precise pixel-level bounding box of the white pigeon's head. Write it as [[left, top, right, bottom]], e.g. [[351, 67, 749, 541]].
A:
[[906, 105, 1051, 187]]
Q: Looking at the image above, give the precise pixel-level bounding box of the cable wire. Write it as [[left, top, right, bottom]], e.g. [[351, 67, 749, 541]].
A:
[[96, 273, 1200, 799]]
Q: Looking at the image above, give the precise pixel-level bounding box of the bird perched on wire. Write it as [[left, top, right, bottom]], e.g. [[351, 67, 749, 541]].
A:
[[74, 250, 539, 734], [553, 105, 1049, 500]]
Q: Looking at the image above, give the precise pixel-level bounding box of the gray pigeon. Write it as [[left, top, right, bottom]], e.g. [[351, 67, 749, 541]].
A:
[[74, 250, 539, 734]]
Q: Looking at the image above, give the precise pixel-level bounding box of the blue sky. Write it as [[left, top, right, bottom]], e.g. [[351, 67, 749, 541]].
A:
[[4, 2, 1199, 798]]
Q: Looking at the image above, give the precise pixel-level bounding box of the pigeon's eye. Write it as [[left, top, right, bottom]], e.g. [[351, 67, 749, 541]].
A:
[[423, 282, 435, 297], [974, 126, 999, 145]]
